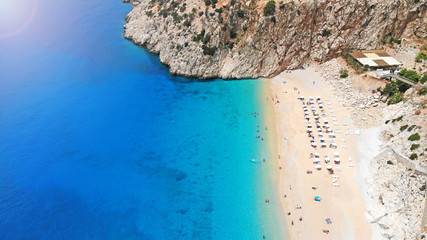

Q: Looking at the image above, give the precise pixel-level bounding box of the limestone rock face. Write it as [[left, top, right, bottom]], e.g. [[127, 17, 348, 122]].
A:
[[123, 0, 426, 79]]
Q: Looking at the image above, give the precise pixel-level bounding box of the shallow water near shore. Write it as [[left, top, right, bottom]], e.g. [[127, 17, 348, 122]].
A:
[[0, 0, 287, 239]]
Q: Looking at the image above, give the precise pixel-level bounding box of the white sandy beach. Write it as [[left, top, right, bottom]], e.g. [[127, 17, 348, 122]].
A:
[[266, 68, 375, 239]]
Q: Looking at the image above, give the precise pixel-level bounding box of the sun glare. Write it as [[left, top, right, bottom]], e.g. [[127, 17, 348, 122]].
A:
[[0, 0, 38, 38]]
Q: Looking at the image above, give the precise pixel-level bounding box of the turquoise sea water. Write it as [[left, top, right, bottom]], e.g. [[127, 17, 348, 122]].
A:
[[0, 0, 287, 239]]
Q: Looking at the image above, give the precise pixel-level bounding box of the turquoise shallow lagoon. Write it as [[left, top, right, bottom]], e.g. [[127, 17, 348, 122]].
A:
[[0, 0, 287, 239]]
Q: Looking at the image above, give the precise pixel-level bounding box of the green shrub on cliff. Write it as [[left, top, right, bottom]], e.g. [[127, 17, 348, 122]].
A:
[[237, 9, 245, 18], [387, 92, 403, 105], [408, 133, 420, 141], [410, 144, 420, 151], [420, 75, 427, 84], [382, 82, 399, 96], [264, 0, 276, 16], [183, 19, 191, 27], [171, 12, 182, 23], [193, 29, 206, 42], [419, 87, 427, 96], [339, 69, 348, 78], [159, 9, 169, 18], [229, 29, 237, 39], [407, 125, 417, 132], [400, 125, 408, 131], [415, 53, 426, 62], [202, 45, 217, 56], [409, 153, 418, 160], [399, 68, 421, 82], [322, 29, 331, 37], [211, 0, 218, 7]]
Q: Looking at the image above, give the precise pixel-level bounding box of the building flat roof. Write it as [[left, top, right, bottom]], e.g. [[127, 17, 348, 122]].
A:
[[349, 50, 401, 68]]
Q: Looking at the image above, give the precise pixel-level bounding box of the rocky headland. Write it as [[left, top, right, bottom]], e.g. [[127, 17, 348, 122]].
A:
[[124, 0, 426, 79]]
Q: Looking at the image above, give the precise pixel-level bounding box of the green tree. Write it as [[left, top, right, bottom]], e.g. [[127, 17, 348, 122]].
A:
[[264, 0, 276, 16], [382, 82, 399, 96], [399, 68, 421, 82], [387, 92, 403, 105]]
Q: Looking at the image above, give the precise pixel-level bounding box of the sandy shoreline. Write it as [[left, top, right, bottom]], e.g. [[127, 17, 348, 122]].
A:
[[266, 68, 374, 239]]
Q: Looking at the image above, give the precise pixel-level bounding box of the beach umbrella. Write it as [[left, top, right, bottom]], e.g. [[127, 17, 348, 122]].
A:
[[314, 152, 320, 157], [329, 133, 336, 138], [326, 165, 333, 170], [314, 164, 321, 170], [321, 142, 327, 148], [299, 96, 305, 100], [333, 152, 339, 157], [316, 96, 321, 100], [313, 159, 320, 164], [324, 156, 330, 163], [309, 96, 314, 100], [334, 158, 340, 164], [311, 142, 317, 148]]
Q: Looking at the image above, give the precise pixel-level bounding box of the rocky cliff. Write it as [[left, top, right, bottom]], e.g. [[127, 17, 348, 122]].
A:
[[123, 0, 426, 79]]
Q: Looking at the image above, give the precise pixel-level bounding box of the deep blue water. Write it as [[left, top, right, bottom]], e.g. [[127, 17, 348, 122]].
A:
[[0, 0, 286, 239]]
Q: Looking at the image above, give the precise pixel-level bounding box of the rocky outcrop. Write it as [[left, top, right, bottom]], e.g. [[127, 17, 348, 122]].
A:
[[366, 150, 427, 240], [123, 0, 426, 79]]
